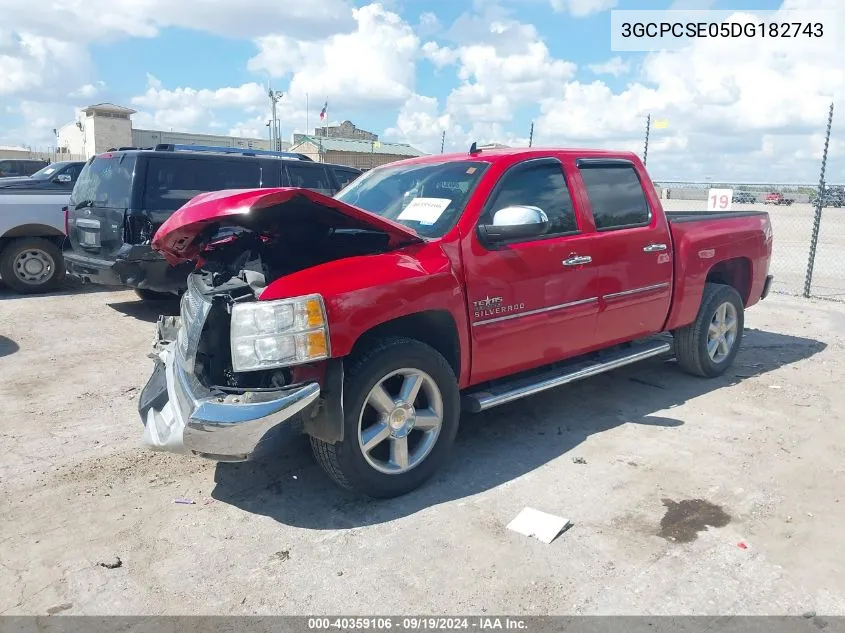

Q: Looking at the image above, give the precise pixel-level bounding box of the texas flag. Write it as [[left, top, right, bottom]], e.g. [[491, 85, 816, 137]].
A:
[[319, 101, 328, 120]]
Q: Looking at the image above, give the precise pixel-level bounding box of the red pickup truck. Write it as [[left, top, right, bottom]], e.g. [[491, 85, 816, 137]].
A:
[[139, 148, 773, 498], [764, 192, 794, 206]]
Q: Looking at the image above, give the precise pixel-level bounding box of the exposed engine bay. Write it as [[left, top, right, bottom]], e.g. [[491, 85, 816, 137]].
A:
[[186, 218, 394, 392]]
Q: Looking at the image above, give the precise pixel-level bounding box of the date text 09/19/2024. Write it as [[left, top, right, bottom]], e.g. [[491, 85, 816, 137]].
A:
[[307, 617, 528, 630]]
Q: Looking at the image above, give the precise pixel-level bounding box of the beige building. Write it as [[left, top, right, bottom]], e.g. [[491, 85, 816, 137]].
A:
[[290, 135, 425, 170], [57, 103, 281, 159]]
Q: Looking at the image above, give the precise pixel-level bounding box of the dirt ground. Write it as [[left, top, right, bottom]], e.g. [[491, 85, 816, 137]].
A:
[[1, 280, 844, 616]]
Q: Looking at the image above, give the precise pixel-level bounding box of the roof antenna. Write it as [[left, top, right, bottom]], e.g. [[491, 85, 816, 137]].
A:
[[469, 141, 479, 154]]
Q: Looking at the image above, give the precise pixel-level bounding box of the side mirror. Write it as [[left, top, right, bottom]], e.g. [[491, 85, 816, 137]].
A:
[[54, 174, 72, 184], [478, 205, 550, 244]]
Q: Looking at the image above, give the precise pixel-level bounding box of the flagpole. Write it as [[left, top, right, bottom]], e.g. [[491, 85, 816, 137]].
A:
[[643, 113, 651, 166], [306, 93, 309, 136]]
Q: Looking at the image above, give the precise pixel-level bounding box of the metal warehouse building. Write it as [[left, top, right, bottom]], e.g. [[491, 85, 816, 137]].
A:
[[56, 103, 282, 159]]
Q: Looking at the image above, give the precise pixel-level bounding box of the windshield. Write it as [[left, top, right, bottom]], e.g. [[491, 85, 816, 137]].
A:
[[30, 164, 65, 180], [334, 160, 489, 238], [70, 154, 136, 208]]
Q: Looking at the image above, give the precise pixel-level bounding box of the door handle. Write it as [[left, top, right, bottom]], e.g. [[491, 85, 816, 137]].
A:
[[643, 243, 668, 252], [562, 255, 592, 267]]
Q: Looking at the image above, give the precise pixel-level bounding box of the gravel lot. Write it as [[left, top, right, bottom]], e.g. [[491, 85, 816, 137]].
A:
[[1, 280, 844, 616]]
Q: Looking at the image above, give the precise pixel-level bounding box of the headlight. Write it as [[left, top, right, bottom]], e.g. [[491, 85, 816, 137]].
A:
[[230, 294, 329, 372]]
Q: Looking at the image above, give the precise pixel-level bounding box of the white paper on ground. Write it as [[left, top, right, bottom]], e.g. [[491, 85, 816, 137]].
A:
[[396, 197, 452, 225], [507, 507, 571, 544]]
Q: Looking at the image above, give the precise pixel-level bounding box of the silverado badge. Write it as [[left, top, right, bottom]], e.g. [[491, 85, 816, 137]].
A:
[[473, 296, 526, 319]]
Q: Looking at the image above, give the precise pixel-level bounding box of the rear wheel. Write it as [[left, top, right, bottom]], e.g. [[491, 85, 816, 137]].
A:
[[674, 283, 744, 377], [0, 237, 65, 294], [310, 337, 460, 498]]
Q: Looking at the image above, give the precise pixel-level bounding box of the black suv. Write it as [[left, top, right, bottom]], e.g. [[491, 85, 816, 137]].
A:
[[0, 158, 50, 178], [0, 160, 85, 190], [64, 145, 362, 297]]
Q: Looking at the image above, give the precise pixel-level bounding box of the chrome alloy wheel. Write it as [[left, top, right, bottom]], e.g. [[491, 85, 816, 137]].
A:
[[357, 368, 444, 475], [707, 301, 738, 363], [13, 248, 55, 286]]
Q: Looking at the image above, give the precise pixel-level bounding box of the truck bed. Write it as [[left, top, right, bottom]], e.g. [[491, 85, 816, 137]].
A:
[[666, 210, 769, 223]]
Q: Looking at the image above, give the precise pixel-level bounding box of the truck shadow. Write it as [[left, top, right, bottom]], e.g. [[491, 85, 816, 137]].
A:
[[0, 278, 124, 299], [0, 335, 19, 358], [210, 328, 825, 529], [107, 297, 180, 322]]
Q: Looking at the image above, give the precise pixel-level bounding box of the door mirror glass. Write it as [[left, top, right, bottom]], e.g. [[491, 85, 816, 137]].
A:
[[54, 174, 72, 183], [478, 205, 550, 243]]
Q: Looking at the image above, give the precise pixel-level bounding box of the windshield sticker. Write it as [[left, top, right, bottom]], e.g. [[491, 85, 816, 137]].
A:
[[466, 167, 477, 174], [397, 197, 452, 225]]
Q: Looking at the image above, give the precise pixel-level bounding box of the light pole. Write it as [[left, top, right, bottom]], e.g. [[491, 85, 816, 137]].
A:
[[268, 88, 283, 151]]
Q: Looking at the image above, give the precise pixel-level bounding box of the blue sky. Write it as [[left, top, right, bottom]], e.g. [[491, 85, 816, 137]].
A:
[[3, 0, 841, 181]]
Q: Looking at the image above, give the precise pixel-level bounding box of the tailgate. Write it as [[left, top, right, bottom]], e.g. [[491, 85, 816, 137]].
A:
[[67, 154, 136, 260]]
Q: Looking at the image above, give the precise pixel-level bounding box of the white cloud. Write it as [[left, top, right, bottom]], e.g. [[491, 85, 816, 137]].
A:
[[69, 81, 106, 99], [248, 4, 419, 110], [421, 41, 459, 68], [588, 56, 631, 77], [532, 0, 845, 180], [0, 100, 73, 151], [130, 75, 268, 132], [430, 14, 577, 125], [0, 32, 90, 97], [6, 0, 355, 42], [548, 0, 617, 17], [416, 12, 442, 37]]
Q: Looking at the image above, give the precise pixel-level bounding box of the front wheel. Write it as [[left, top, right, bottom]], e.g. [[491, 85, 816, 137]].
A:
[[674, 282, 744, 377], [310, 337, 460, 498]]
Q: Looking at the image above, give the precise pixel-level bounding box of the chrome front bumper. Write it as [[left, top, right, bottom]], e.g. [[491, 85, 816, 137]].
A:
[[139, 343, 320, 460]]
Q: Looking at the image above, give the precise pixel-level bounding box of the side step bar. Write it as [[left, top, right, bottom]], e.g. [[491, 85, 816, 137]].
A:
[[462, 339, 673, 413]]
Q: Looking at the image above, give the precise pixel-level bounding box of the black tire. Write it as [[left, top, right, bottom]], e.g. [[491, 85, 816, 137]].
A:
[[310, 337, 460, 498], [134, 288, 176, 301], [0, 237, 65, 294], [674, 282, 744, 378]]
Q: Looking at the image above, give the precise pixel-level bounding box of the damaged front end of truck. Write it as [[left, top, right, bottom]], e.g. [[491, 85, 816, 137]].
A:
[[138, 187, 421, 460]]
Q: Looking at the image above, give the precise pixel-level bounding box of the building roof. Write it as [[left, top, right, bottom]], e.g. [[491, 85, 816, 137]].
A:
[[81, 103, 137, 115], [291, 135, 425, 157]]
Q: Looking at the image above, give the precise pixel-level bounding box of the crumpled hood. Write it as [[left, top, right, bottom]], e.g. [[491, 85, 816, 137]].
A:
[[151, 187, 422, 265]]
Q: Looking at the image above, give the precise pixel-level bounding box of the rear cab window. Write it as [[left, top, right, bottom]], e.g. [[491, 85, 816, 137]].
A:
[[71, 154, 137, 209], [577, 161, 651, 230], [142, 157, 261, 211]]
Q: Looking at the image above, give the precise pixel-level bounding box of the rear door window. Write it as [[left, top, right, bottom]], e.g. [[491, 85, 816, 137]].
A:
[[578, 164, 651, 230], [286, 163, 335, 195], [0, 161, 20, 177], [330, 167, 361, 190], [22, 161, 46, 176], [142, 157, 261, 211]]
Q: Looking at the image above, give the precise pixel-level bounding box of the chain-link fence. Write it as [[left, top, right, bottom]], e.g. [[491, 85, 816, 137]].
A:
[[652, 181, 845, 302]]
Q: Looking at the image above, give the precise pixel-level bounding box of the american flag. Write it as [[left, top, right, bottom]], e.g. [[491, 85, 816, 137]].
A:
[[319, 101, 327, 120]]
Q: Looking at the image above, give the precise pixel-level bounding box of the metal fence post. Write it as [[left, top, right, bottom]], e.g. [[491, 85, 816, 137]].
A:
[[803, 102, 834, 298]]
